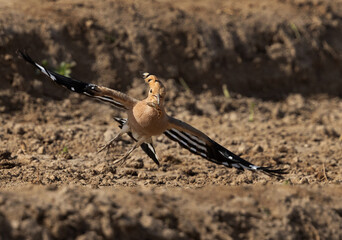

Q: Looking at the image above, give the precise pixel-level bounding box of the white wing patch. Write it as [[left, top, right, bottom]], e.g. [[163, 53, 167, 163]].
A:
[[172, 129, 207, 152], [35, 63, 57, 81]]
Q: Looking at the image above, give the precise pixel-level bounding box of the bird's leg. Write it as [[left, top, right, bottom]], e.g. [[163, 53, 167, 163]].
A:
[[97, 132, 121, 154], [113, 137, 147, 166], [98, 124, 130, 153]]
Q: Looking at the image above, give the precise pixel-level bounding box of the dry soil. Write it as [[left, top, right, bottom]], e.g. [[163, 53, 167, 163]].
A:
[[0, 0, 342, 239]]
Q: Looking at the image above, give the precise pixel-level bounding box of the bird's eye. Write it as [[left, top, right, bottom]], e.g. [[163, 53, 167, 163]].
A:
[[149, 89, 152, 93]]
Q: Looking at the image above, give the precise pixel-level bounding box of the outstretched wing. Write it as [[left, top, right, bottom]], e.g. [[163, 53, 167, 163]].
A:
[[165, 116, 287, 177], [18, 51, 137, 110], [113, 117, 160, 166]]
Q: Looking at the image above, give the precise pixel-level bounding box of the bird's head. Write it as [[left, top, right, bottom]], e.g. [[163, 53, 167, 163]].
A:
[[143, 73, 166, 106], [143, 72, 158, 84]]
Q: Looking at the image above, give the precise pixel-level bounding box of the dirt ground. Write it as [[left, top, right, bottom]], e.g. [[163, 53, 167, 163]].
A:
[[1, 0, 342, 239]]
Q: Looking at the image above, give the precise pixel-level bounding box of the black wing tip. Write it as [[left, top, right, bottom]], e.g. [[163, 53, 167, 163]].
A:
[[17, 49, 36, 65], [16, 49, 25, 57], [259, 166, 289, 178], [213, 142, 288, 178]]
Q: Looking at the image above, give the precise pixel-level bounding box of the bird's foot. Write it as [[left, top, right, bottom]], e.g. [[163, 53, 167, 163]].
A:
[[97, 142, 112, 154], [97, 132, 123, 154], [113, 155, 129, 166]]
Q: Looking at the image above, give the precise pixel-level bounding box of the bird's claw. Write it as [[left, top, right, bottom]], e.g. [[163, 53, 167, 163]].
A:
[[113, 155, 128, 166], [97, 143, 111, 154]]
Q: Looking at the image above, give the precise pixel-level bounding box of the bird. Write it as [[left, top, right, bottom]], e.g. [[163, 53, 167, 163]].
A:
[[18, 50, 287, 177]]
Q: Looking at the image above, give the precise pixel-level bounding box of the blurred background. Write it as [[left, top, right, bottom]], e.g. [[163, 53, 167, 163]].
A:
[[2, 0, 342, 100]]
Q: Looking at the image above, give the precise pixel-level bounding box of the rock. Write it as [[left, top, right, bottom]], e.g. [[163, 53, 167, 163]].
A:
[[127, 159, 144, 169], [272, 107, 285, 119], [292, 156, 301, 163], [299, 177, 309, 184], [37, 146, 45, 154], [0, 150, 11, 160], [13, 124, 25, 135], [47, 174, 58, 182], [125, 169, 138, 176], [4, 54, 12, 61], [138, 172, 147, 180], [85, 20, 94, 28], [95, 163, 109, 174], [229, 112, 238, 121], [324, 127, 340, 138], [76, 231, 102, 240], [278, 146, 288, 153], [251, 144, 264, 153], [61, 152, 72, 160], [286, 94, 305, 108]]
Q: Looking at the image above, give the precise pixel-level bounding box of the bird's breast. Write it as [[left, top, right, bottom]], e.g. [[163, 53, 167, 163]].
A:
[[128, 101, 168, 136]]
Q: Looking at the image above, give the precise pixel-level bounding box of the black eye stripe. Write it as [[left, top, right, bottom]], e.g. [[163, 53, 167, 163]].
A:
[[148, 79, 152, 82]]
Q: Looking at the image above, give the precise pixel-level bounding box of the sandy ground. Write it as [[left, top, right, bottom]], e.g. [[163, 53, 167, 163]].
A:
[[1, 0, 342, 239]]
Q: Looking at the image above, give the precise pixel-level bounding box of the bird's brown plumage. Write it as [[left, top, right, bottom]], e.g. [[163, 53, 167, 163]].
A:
[[19, 51, 287, 176]]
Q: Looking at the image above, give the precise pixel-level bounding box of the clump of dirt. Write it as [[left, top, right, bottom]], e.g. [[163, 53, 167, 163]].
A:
[[1, 0, 342, 239]]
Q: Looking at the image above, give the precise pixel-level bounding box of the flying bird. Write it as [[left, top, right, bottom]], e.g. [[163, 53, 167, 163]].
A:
[[18, 51, 286, 177]]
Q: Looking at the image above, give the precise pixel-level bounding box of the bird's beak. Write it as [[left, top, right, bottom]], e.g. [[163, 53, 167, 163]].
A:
[[154, 94, 160, 105]]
